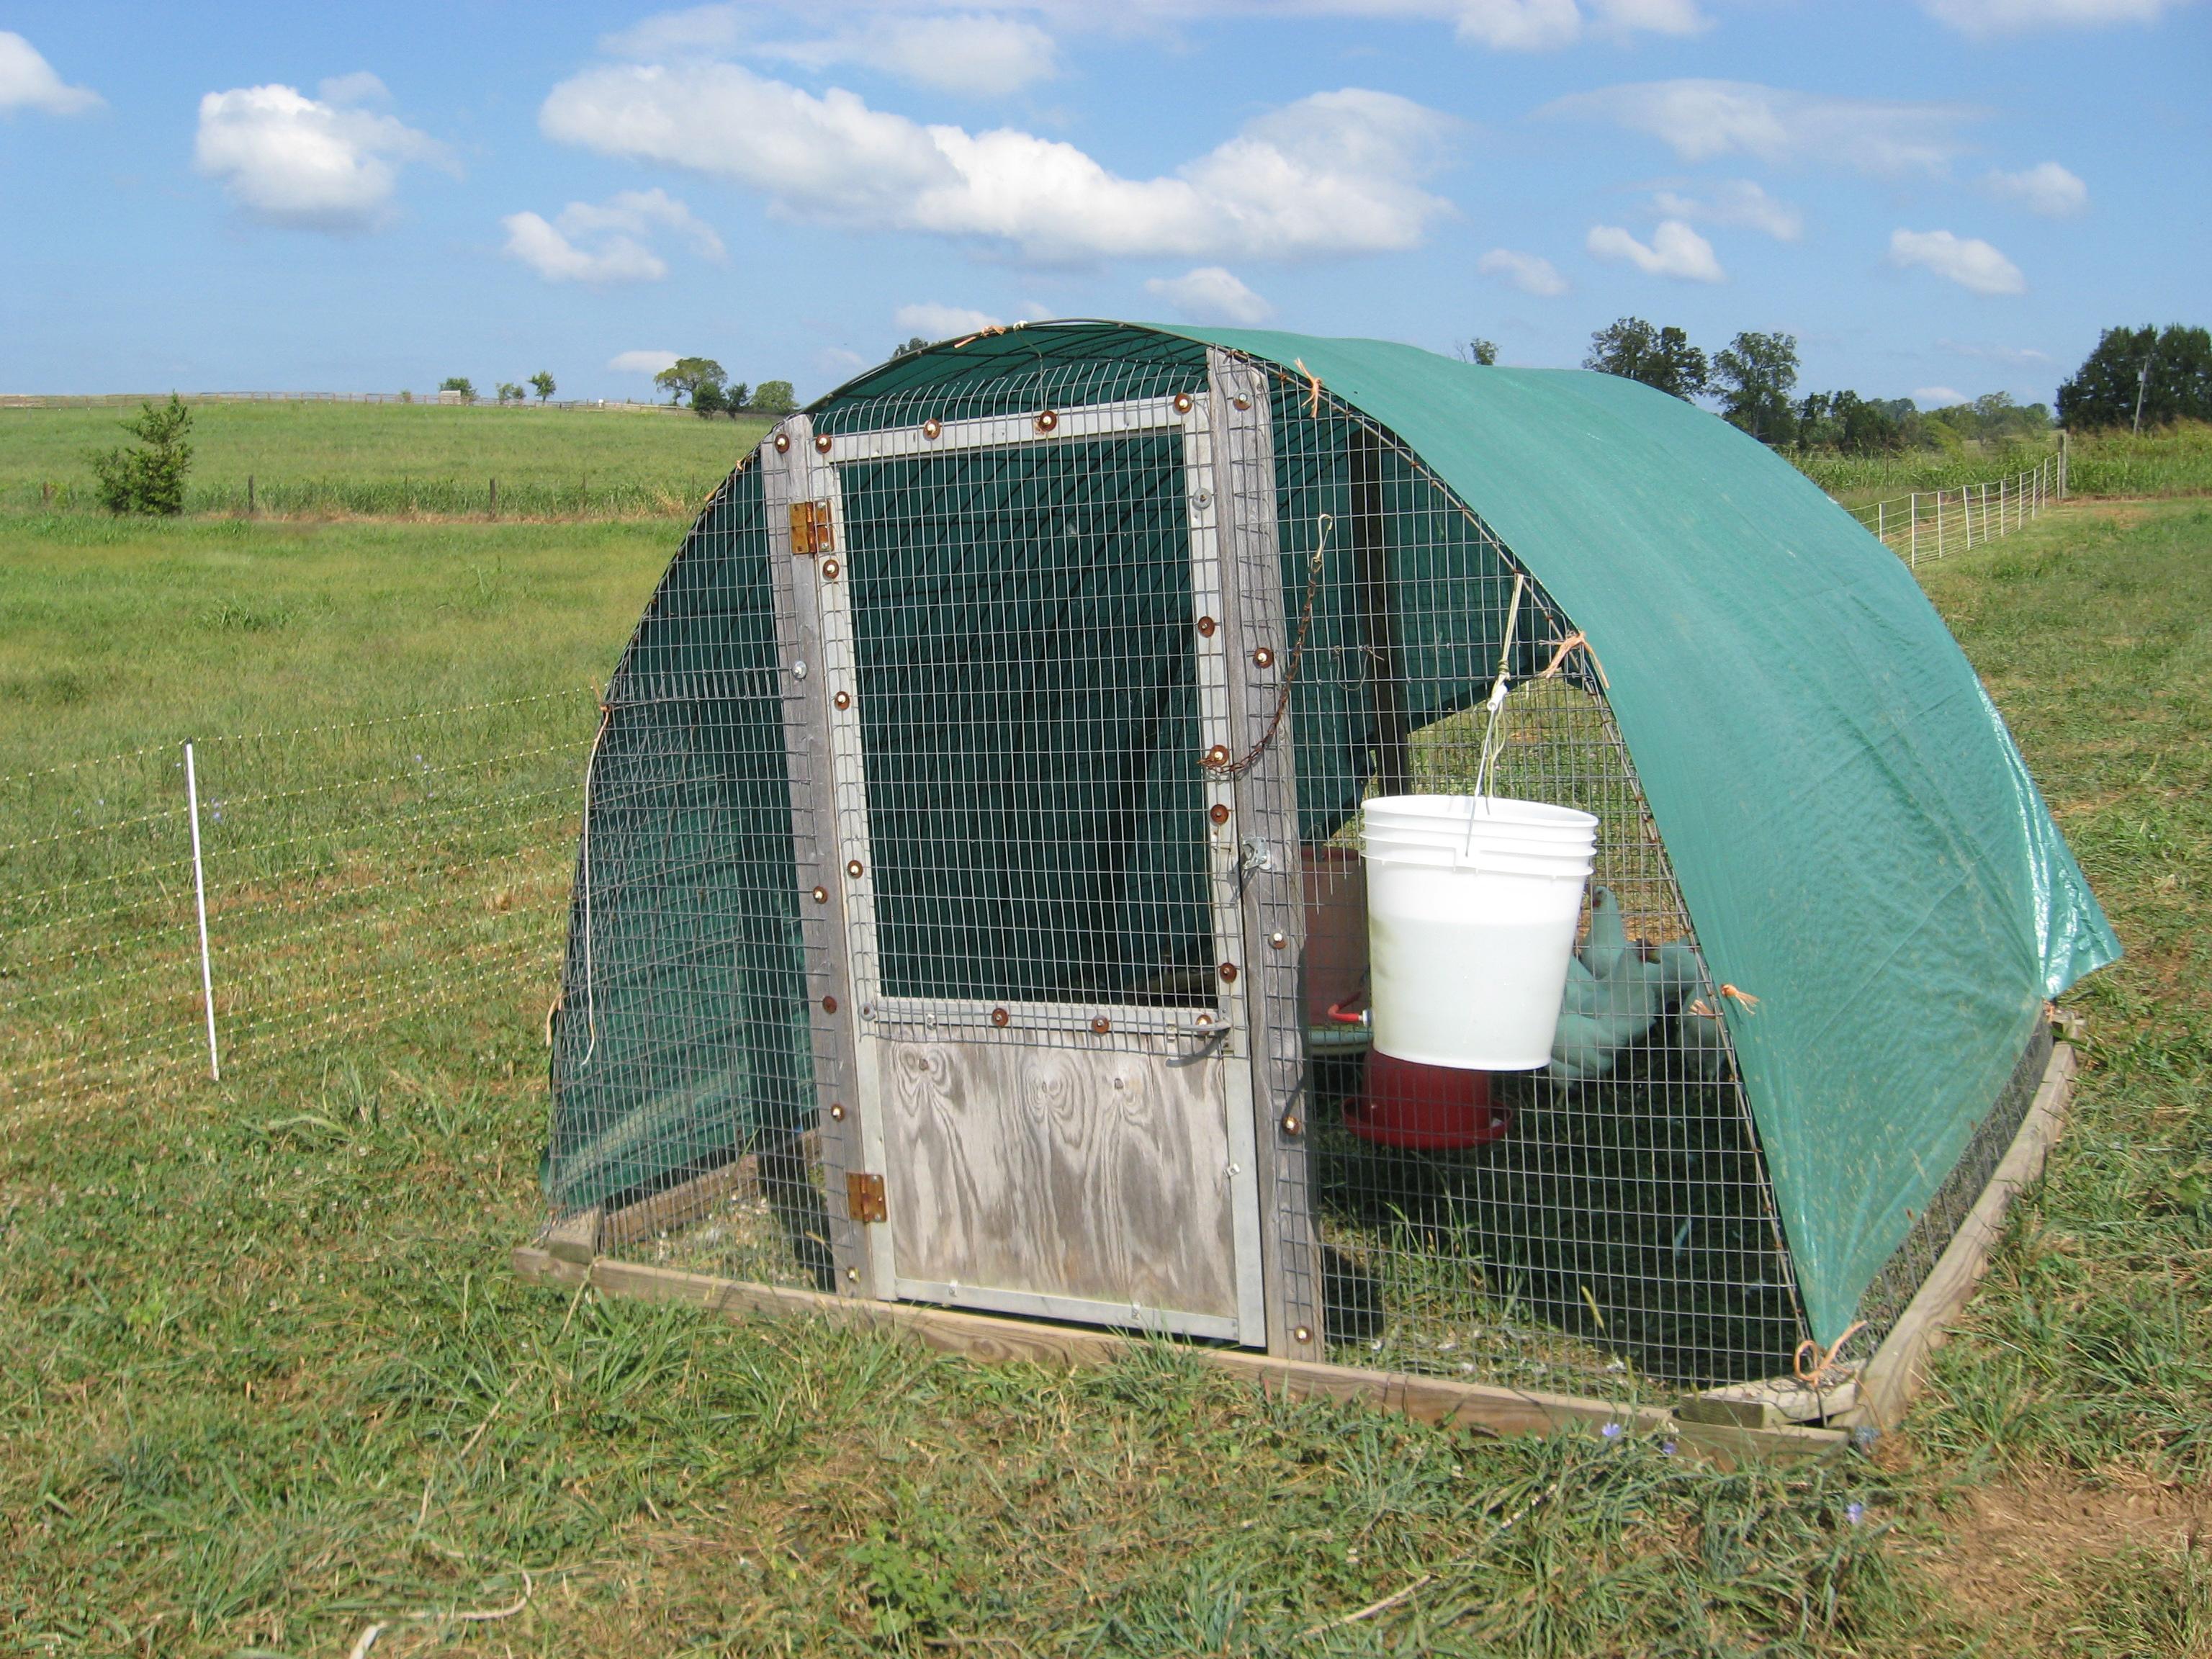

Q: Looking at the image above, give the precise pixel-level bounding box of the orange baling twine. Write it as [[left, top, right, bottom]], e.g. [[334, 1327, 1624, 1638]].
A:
[[1794, 1320, 1869, 1389], [1292, 358, 1325, 418], [1687, 984, 1761, 1020], [1537, 629, 1611, 691]]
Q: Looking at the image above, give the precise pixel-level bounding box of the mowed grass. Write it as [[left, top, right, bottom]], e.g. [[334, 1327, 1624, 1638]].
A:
[[0, 400, 769, 518], [0, 494, 2208, 1654]]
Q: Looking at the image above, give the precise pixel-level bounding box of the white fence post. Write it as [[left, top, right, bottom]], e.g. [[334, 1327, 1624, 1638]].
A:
[[184, 741, 221, 1081], [1910, 493, 1919, 566]]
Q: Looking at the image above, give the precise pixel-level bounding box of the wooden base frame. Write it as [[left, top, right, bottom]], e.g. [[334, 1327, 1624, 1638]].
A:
[[518, 1046, 2074, 1462]]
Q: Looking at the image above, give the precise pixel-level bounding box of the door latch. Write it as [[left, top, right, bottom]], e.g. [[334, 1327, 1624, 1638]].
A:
[[845, 1171, 888, 1225]]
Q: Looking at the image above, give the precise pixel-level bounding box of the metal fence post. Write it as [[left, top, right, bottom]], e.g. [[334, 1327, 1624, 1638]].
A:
[[184, 742, 221, 1081]]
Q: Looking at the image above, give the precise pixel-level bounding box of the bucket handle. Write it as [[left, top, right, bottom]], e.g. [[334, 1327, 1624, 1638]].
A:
[[1467, 572, 1527, 856]]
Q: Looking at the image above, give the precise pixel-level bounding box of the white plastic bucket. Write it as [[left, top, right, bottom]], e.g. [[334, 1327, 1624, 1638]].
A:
[[1363, 794, 1598, 1071]]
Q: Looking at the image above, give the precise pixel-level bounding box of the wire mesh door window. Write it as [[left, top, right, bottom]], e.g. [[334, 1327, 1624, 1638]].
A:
[[1267, 376, 1810, 1389]]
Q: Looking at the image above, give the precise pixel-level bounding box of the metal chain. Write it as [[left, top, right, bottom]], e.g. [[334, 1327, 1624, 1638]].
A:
[[1202, 514, 1333, 782]]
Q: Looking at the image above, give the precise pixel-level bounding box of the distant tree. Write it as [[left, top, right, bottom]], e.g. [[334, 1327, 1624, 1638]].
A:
[[1583, 318, 1707, 400], [89, 394, 194, 516], [750, 379, 797, 417], [439, 376, 477, 405], [1794, 390, 1907, 456], [654, 356, 727, 406], [1710, 331, 1800, 444], [721, 382, 750, 416], [890, 336, 931, 359], [2057, 324, 2212, 430], [529, 371, 557, 404], [1457, 338, 1498, 366], [495, 381, 526, 405], [691, 380, 727, 418]]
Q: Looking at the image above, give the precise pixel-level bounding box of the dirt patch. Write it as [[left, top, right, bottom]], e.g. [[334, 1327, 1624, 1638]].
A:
[[1920, 1475, 2206, 1635]]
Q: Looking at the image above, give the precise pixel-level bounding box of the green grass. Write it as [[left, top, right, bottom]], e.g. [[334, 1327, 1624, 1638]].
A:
[[2, 497, 2209, 1653], [0, 400, 768, 518], [1794, 421, 2212, 508]]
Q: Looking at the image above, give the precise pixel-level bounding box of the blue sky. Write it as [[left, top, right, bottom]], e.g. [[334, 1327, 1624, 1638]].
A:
[[2, 1, 2206, 405]]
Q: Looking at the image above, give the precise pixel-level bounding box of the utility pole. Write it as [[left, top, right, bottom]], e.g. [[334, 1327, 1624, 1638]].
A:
[[2131, 353, 2153, 437]]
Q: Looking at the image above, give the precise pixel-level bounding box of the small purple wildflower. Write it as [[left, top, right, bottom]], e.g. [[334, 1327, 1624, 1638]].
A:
[[1660, 1441, 1678, 1456], [1845, 1503, 1864, 1526], [1601, 1421, 1623, 1439]]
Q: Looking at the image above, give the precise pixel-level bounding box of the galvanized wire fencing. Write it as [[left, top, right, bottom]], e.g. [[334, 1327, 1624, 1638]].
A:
[[1843, 450, 2064, 568], [0, 689, 599, 1114]]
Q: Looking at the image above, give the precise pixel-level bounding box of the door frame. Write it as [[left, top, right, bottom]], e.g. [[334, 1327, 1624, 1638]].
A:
[[763, 372, 1291, 1346]]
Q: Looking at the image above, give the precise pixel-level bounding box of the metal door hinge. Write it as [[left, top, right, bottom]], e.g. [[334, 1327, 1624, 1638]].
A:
[[845, 1171, 888, 1224], [791, 500, 835, 554]]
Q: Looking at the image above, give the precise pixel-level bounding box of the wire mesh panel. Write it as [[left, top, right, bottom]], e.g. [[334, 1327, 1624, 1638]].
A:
[[547, 464, 835, 1292], [1262, 375, 1809, 1390]]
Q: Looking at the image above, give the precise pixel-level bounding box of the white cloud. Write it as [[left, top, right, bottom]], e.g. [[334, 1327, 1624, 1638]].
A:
[[1938, 338, 2050, 364], [1586, 219, 1724, 282], [1145, 266, 1273, 325], [603, 0, 1708, 61], [503, 188, 723, 285], [1913, 385, 1967, 405], [894, 302, 1005, 338], [541, 66, 1455, 262], [1923, 0, 2198, 35], [608, 349, 681, 376], [194, 78, 446, 230], [1985, 161, 2088, 217], [1548, 80, 1977, 176], [1651, 178, 1802, 241], [1478, 247, 1569, 295], [1889, 228, 2026, 295], [0, 31, 101, 115], [763, 15, 1059, 96]]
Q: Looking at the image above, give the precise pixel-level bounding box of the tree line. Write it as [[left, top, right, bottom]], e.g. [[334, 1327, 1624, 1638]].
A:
[[1575, 317, 2209, 453], [652, 358, 796, 420]]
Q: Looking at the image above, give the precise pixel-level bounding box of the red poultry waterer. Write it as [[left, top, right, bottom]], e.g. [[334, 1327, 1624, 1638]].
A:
[[1345, 1049, 1511, 1149]]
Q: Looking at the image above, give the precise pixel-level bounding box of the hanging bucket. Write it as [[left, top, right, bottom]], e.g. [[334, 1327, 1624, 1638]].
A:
[[1344, 1049, 1510, 1148], [1363, 794, 1598, 1071]]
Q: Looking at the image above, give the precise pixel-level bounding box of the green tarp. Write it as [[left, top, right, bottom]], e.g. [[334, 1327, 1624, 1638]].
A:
[[1166, 328, 2118, 1341]]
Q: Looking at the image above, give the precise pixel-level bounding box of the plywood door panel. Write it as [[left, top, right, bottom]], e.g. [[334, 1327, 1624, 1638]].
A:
[[880, 1036, 1240, 1325]]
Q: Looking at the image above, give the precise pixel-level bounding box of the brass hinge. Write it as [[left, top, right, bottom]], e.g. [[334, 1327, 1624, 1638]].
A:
[[789, 500, 834, 554], [845, 1171, 887, 1225]]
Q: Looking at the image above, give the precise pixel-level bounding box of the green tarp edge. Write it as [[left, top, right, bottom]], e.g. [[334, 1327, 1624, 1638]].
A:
[[1161, 327, 2118, 1342]]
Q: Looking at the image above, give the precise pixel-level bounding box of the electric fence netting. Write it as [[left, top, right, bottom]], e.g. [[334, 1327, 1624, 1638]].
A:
[[1843, 451, 2064, 568], [0, 688, 602, 1115]]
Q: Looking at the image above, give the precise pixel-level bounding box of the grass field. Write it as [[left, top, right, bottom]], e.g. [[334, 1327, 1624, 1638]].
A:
[[1796, 421, 2212, 508], [0, 442, 2207, 1650], [0, 400, 769, 518]]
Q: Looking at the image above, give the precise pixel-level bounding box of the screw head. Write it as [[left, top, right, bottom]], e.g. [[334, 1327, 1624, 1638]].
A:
[[1269, 930, 1287, 948], [1195, 615, 1217, 637], [1220, 962, 1239, 983], [991, 1007, 1010, 1028], [1174, 392, 1194, 413], [811, 886, 829, 904], [847, 1267, 860, 1283], [1293, 1325, 1313, 1344], [1209, 803, 1231, 826], [773, 433, 791, 453], [833, 690, 852, 710], [830, 1102, 846, 1121], [822, 558, 840, 580], [1253, 645, 1276, 669], [1035, 410, 1058, 433], [846, 858, 864, 879], [922, 418, 943, 439], [1282, 1114, 1302, 1136], [1204, 744, 1230, 768], [814, 432, 833, 454], [822, 994, 839, 1014], [1092, 1015, 1111, 1034]]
